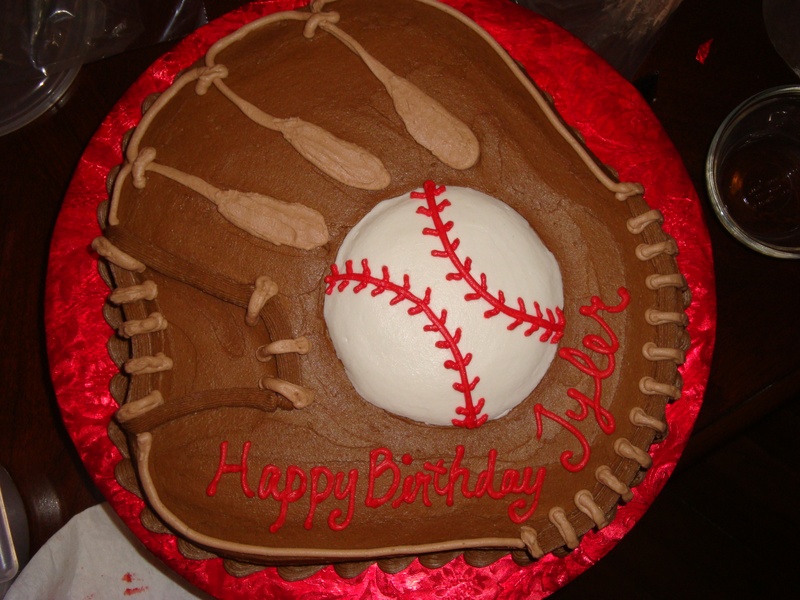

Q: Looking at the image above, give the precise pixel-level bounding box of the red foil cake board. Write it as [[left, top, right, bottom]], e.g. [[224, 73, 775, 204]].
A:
[[45, 0, 716, 597]]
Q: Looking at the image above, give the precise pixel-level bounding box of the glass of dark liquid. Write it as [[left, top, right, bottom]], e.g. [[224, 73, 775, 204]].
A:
[[706, 86, 800, 258]]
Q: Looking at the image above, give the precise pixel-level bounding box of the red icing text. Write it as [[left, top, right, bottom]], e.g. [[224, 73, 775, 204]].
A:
[[366, 445, 546, 524], [534, 288, 630, 472], [206, 441, 358, 533], [206, 442, 546, 532]]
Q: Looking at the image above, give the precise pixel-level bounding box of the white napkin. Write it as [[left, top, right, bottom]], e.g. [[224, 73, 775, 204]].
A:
[[5, 503, 213, 600]]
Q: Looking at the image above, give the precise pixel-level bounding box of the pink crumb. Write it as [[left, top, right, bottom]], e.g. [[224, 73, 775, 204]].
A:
[[123, 586, 149, 596]]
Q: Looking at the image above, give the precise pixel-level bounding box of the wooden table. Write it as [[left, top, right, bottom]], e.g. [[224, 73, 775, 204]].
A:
[[1, 0, 798, 594]]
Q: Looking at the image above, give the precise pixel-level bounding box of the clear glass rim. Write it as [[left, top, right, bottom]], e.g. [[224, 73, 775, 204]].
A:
[[0, 67, 80, 138], [705, 84, 800, 259]]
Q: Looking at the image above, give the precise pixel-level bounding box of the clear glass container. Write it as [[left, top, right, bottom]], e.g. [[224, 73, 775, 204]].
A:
[[706, 86, 800, 258]]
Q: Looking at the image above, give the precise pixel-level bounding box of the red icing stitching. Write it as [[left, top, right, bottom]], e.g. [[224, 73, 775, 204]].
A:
[[325, 181, 567, 428], [412, 180, 565, 343], [325, 259, 487, 428]]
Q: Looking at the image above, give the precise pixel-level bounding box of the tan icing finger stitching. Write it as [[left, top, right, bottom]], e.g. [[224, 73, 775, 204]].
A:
[[92, 236, 146, 273], [639, 376, 682, 399], [118, 312, 168, 339], [629, 406, 668, 434], [138, 159, 329, 250], [574, 489, 608, 528], [127, 39, 390, 191], [214, 73, 393, 188], [316, 20, 480, 170], [642, 341, 686, 364], [595, 465, 633, 502], [548, 507, 579, 549], [109, 280, 158, 304], [626, 209, 664, 234], [613, 437, 653, 469]]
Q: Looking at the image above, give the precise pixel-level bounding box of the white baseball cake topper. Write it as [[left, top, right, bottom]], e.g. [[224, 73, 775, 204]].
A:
[[324, 181, 565, 428]]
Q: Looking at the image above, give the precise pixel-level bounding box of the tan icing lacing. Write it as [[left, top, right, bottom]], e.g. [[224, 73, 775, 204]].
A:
[[116, 390, 165, 424], [194, 64, 229, 95], [639, 375, 682, 400], [574, 489, 608, 528], [595, 465, 633, 502], [614, 437, 653, 469], [109, 280, 158, 304], [256, 337, 311, 361], [246, 276, 279, 327], [635, 237, 679, 261], [626, 209, 664, 234], [130, 146, 155, 189], [258, 376, 315, 409], [519, 526, 544, 559], [629, 406, 667, 434], [118, 312, 167, 338], [645, 307, 689, 327], [123, 352, 173, 375], [642, 341, 686, 364], [645, 273, 687, 291], [303, 10, 340, 37], [548, 507, 579, 549], [92, 236, 146, 273]]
